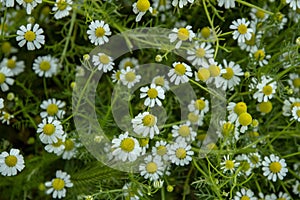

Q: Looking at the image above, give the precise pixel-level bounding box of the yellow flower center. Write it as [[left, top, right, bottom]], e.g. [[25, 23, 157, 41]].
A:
[[262, 85, 273, 96], [238, 112, 252, 126], [159, 0, 167, 6], [3, 112, 10, 120], [1, 42, 12, 54], [254, 49, 265, 61], [234, 102, 247, 115], [24, 0, 33, 3], [241, 196, 250, 200], [136, 0, 150, 12], [275, 12, 283, 22], [157, 145, 167, 156], [222, 122, 234, 137], [147, 88, 158, 99], [46, 104, 59, 116], [208, 65, 220, 77], [269, 161, 282, 173], [124, 61, 134, 68], [188, 112, 198, 123], [174, 63, 186, 76], [197, 68, 210, 81], [5, 155, 17, 167], [222, 67, 234, 80], [175, 148, 186, 159], [43, 124, 56, 136], [178, 125, 190, 137], [139, 138, 149, 147], [258, 101, 273, 114], [52, 139, 63, 147], [240, 161, 251, 171], [95, 27, 105, 38], [6, 59, 16, 69], [177, 28, 190, 41], [39, 61, 51, 71], [225, 160, 234, 169], [146, 162, 158, 173], [52, 178, 65, 191], [249, 131, 259, 138], [0, 73, 6, 84], [245, 33, 256, 46], [125, 71, 136, 82], [293, 78, 300, 88], [237, 24, 248, 34], [120, 138, 135, 152], [250, 155, 259, 164], [154, 76, 165, 86], [142, 114, 156, 126], [277, 198, 286, 200], [64, 139, 75, 151], [195, 99, 206, 110], [115, 71, 121, 80], [57, 0, 67, 11], [256, 10, 265, 19], [197, 133, 206, 141], [296, 110, 300, 117], [195, 48, 205, 58], [99, 54, 110, 64], [291, 102, 300, 109], [24, 31, 36, 42], [201, 27, 211, 39]]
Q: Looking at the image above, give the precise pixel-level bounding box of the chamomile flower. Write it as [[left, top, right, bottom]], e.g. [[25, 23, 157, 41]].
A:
[[152, 0, 171, 11], [171, 0, 193, 9], [257, 101, 273, 115], [45, 137, 65, 156], [32, 55, 59, 77], [1, 0, 15, 7], [0, 67, 14, 92], [52, 0, 73, 20], [248, 152, 262, 168], [131, 112, 159, 139], [139, 155, 164, 181], [92, 53, 115, 73], [37, 117, 65, 144], [238, 21, 262, 52], [45, 170, 73, 199], [187, 42, 214, 66], [0, 98, 3, 109], [16, 0, 42, 14], [172, 122, 197, 142], [122, 182, 143, 200], [288, 73, 300, 93], [168, 62, 192, 85], [234, 188, 257, 200], [132, 0, 153, 22], [235, 154, 253, 177], [216, 120, 239, 141], [199, 27, 215, 42], [188, 98, 209, 116], [276, 192, 291, 200], [252, 76, 277, 102], [250, 47, 271, 67], [227, 102, 248, 123], [1, 56, 25, 76], [201, 59, 226, 84], [139, 138, 149, 155], [286, 0, 300, 10], [215, 59, 243, 91], [169, 25, 195, 49], [118, 57, 139, 69], [282, 97, 300, 116], [230, 18, 253, 43], [217, 0, 235, 9], [111, 70, 121, 83], [140, 83, 165, 107], [0, 148, 25, 176], [187, 112, 204, 126], [152, 140, 170, 161], [152, 75, 170, 91], [40, 98, 66, 119], [168, 138, 194, 166], [235, 112, 253, 133], [1, 41, 18, 56], [220, 155, 239, 174], [119, 67, 141, 89], [291, 106, 300, 122], [16, 23, 45, 50], [0, 111, 14, 125], [62, 138, 79, 160], [87, 20, 111, 46], [250, 8, 269, 22], [111, 132, 142, 162], [262, 154, 288, 182]]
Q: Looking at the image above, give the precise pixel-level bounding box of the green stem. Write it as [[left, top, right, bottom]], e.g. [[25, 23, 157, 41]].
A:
[[235, 0, 274, 15]]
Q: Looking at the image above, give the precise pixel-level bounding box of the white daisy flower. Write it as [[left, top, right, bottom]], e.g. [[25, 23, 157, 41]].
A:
[[198, 27, 216, 42], [276, 192, 291, 200], [132, 0, 153, 22], [1, 41, 18, 56], [168, 62, 192, 85], [92, 53, 115, 73], [140, 83, 165, 107], [172, 122, 197, 142], [188, 98, 209, 116], [0, 98, 4, 109], [1, 0, 15, 7], [217, 0, 235, 9], [215, 59, 243, 91], [262, 154, 288, 182], [139, 155, 164, 181], [0, 56, 25, 76], [111, 132, 142, 162], [282, 97, 300, 117], [152, 75, 170, 91], [171, 0, 193, 8], [199, 58, 226, 84], [40, 98, 66, 119], [111, 70, 121, 83], [0, 148, 25, 176], [220, 155, 239, 174], [288, 73, 300, 93], [187, 42, 214, 66], [0, 111, 14, 125], [216, 120, 239, 141], [44, 137, 66, 156], [0, 67, 14, 92], [119, 67, 141, 89], [151, 140, 170, 161], [45, 170, 73, 199], [153, 0, 171, 11], [52, 0, 73, 19], [118, 57, 139, 69], [16, 24, 45, 50], [62, 138, 79, 160], [235, 154, 253, 177], [16, 0, 42, 14], [247, 152, 262, 168], [87, 20, 111, 46], [131, 112, 159, 139], [138, 138, 149, 155], [257, 101, 273, 115], [250, 47, 271, 67], [37, 117, 65, 144], [252, 76, 277, 102], [169, 25, 195, 49], [187, 111, 204, 126], [250, 8, 269, 22], [234, 188, 257, 200], [286, 0, 300, 10], [227, 102, 248, 123], [122, 182, 143, 200], [168, 138, 194, 166], [230, 18, 253, 43], [32, 55, 59, 77], [235, 112, 253, 133], [291, 106, 300, 122]]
